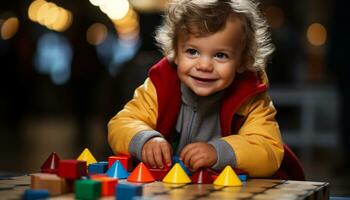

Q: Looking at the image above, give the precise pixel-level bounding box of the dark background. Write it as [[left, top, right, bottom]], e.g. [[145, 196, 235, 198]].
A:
[[0, 0, 349, 196]]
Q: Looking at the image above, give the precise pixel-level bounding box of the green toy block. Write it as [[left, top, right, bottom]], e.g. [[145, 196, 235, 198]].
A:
[[75, 179, 101, 200]]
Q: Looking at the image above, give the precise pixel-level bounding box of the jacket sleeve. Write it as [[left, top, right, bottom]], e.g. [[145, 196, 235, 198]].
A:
[[221, 92, 284, 177], [108, 78, 158, 155]]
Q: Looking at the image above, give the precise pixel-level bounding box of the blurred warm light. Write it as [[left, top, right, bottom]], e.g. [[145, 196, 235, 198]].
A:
[[89, 0, 103, 6], [86, 23, 108, 45], [130, 0, 154, 11], [129, 0, 168, 12], [307, 23, 327, 46], [36, 2, 53, 25], [44, 6, 60, 27], [264, 6, 284, 29], [50, 9, 73, 32], [28, 0, 46, 22], [112, 8, 139, 34], [88, 1, 142, 76], [99, 0, 130, 20], [103, 3, 140, 42], [115, 23, 139, 35], [112, 8, 138, 28], [1, 17, 20, 40], [28, 0, 73, 32]]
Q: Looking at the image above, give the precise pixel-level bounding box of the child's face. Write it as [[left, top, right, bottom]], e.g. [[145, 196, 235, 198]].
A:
[[175, 15, 244, 96]]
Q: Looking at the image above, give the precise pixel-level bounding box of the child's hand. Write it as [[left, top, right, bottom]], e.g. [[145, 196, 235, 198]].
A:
[[142, 137, 172, 169], [180, 142, 217, 171]]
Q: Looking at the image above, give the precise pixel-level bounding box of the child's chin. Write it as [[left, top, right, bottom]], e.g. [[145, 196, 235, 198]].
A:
[[193, 89, 215, 97]]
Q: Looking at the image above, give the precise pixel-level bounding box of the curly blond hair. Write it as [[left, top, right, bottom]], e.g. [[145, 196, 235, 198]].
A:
[[154, 0, 274, 72]]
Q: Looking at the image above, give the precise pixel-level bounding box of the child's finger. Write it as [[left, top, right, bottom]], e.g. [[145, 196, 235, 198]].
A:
[[160, 142, 172, 167], [179, 143, 194, 161], [182, 146, 199, 167], [191, 157, 205, 171], [153, 146, 164, 168], [142, 148, 148, 166], [188, 153, 204, 170], [146, 147, 157, 168]]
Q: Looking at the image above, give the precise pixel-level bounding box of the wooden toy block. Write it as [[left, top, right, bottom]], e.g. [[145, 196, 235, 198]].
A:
[[108, 154, 132, 171], [40, 152, 60, 174], [30, 173, 66, 195], [65, 179, 75, 193], [75, 179, 101, 200], [88, 161, 108, 174], [24, 189, 49, 200], [93, 177, 118, 196], [116, 183, 143, 200], [58, 160, 87, 179]]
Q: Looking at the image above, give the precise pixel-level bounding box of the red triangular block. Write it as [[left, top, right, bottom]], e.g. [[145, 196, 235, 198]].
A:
[[41, 152, 60, 174], [190, 169, 214, 184], [127, 162, 155, 183]]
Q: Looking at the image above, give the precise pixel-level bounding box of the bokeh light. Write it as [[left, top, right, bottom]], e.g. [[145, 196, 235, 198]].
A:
[[129, 0, 168, 12], [99, 0, 130, 20], [96, 32, 140, 76], [307, 23, 327, 46], [34, 32, 73, 85], [50, 8, 72, 32], [89, 0, 103, 7], [28, 0, 46, 22], [1, 17, 20, 40], [86, 23, 108, 45], [27, 0, 73, 32]]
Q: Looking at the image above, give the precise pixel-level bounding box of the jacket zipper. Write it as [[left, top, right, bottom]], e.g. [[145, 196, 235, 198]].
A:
[[186, 105, 197, 144]]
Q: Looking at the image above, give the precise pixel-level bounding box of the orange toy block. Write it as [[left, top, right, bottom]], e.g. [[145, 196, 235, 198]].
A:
[[58, 160, 87, 179], [31, 173, 66, 195], [93, 177, 118, 196], [108, 155, 132, 171]]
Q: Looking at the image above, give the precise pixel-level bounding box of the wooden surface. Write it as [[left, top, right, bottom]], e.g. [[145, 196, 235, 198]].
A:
[[0, 175, 329, 200]]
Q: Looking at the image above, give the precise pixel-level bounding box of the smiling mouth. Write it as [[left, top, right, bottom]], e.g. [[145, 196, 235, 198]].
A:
[[191, 76, 217, 82]]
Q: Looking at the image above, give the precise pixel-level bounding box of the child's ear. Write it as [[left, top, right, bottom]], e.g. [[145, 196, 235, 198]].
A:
[[236, 56, 249, 73], [236, 65, 245, 73], [236, 59, 245, 73], [174, 57, 178, 65]]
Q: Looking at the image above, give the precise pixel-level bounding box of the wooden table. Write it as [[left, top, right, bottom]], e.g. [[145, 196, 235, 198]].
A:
[[0, 175, 329, 199]]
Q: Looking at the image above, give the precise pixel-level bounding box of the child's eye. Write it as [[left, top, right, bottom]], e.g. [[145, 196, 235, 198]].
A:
[[215, 52, 229, 59], [185, 48, 199, 57]]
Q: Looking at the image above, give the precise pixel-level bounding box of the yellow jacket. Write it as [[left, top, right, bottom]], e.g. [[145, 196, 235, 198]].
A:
[[108, 59, 284, 177]]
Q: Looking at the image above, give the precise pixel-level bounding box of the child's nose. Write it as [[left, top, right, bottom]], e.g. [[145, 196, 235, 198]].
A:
[[196, 57, 213, 72]]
